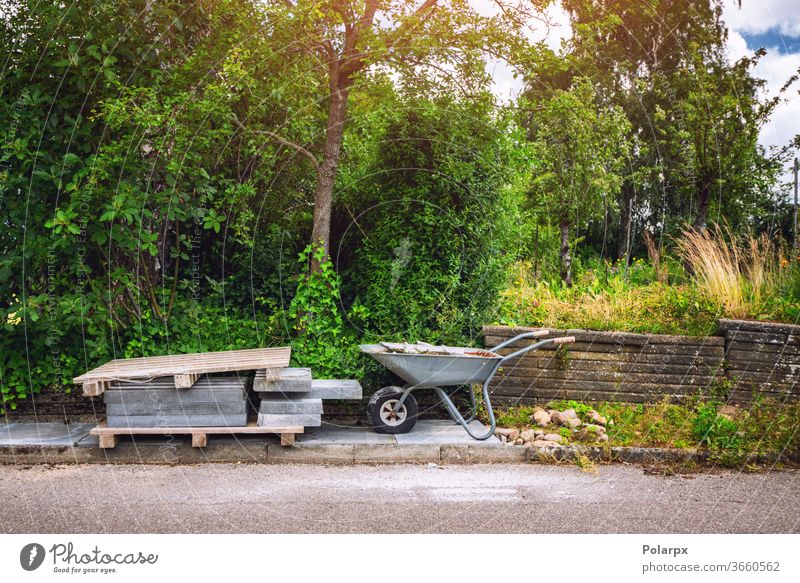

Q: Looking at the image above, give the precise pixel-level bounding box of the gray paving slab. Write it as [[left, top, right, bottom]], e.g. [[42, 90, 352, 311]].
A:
[[257, 413, 321, 427], [0, 422, 94, 446], [298, 424, 396, 444], [258, 396, 323, 414], [254, 367, 311, 392], [106, 414, 248, 428], [307, 379, 362, 400], [106, 402, 246, 416], [394, 420, 502, 447], [104, 388, 244, 404]]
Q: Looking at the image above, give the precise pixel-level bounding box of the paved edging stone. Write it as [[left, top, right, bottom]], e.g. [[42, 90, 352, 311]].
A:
[[3, 442, 794, 466]]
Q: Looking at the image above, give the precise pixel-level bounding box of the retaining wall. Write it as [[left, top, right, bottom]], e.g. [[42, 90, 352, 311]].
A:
[[718, 319, 800, 402], [7, 319, 800, 422], [484, 321, 800, 405]]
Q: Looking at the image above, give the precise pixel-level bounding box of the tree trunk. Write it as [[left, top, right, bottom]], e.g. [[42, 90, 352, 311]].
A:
[[617, 183, 632, 261], [310, 80, 350, 271], [693, 180, 711, 231], [559, 220, 572, 286]]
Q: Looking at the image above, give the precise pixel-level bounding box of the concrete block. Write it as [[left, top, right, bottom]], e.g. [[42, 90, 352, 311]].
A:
[[267, 443, 355, 464], [298, 425, 395, 445], [254, 368, 311, 392], [306, 379, 363, 400], [104, 388, 244, 404], [468, 444, 528, 463], [0, 422, 94, 447], [354, 444, 440, 463], [440, 445, 470, 464], [258, 396, 323, 414], [395, 420, 502, 446], [257, 413, 321, 427], [106, 413, 248, 428], [106, 402, 246, 416]]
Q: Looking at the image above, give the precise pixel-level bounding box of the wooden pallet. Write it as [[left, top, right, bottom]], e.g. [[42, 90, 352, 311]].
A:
[[90, 421, 303, 449], [74, 347, 291, 396]]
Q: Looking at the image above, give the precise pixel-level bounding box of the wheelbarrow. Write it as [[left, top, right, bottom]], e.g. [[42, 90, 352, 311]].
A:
[[359, 330, 576, 440]]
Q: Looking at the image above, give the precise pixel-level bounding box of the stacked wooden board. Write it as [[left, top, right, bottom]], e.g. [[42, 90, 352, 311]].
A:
[[253, 367, 363, 428], [104, 375, 249, 428], [74, 347, 291, 396], [719, 319, 800, 402], [483, 326, 725, 404], [76, 347, 306, 448]]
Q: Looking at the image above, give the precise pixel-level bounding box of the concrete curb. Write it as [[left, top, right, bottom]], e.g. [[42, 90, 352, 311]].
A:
[[1, 441, 793, 466]]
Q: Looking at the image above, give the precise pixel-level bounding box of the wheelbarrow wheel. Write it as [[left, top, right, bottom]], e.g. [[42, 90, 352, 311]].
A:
[[367, 386, 419, 434]]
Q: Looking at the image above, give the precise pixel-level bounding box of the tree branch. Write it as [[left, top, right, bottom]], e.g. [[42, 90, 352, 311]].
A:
[[232, 116, 319, 170]]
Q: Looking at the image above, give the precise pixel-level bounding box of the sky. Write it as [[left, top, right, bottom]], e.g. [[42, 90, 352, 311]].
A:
[[475, 0, 800, 185], [722, 0, 800, 184]]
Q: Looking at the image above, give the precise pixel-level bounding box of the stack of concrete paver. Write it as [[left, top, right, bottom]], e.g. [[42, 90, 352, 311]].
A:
[[253, 367, 362, 428], [105, 375, 249, 428]]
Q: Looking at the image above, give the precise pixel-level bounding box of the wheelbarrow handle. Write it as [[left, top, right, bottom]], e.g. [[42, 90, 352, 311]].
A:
[[490, 330, 550, 352], [494, 335, 576, 365]]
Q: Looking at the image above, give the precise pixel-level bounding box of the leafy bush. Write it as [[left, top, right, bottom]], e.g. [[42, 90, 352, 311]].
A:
[[288, 244, 363, 378], [691, 402, 741, 450], [342, 95, 524, 345]]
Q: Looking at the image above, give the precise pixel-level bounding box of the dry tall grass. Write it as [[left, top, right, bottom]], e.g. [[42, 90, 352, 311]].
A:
[[674, 225, 783, 318]]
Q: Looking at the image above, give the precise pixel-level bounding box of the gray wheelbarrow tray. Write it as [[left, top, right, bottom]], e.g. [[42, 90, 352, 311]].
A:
[[360, 331, 575, 440]]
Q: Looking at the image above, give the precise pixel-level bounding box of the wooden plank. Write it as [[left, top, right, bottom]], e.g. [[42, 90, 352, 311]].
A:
[[727, 370, 799, 384], [499, 350, 723, 368], [98, 433, 118, 449], [727, 341, 800, 355], [191, 433, 208, 448], [280, 433, 295, 447], [726, 349, 800, 365], [89, 420, 304, 436], [730, 390, 800, 403], [494, 370, 719, 386], [174, 373, 201, 389], [498, 361, 723, 377], [724, 330, 787, 344], [718, 318, 800, 336], [492, 377, 719, 395], [82, 381, 109, 397], [74, 347, 291, 383], [493, 342, 724, 357], [489, 389, 692, 404]]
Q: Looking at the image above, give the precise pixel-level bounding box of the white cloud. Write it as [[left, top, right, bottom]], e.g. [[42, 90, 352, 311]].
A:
[[723, 6, 800, 175], [722, 0, 800, 38], [477, 1, 571, 102]]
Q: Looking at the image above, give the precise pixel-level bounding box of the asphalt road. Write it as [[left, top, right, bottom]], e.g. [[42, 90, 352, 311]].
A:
[[0, 463, 798, 533]]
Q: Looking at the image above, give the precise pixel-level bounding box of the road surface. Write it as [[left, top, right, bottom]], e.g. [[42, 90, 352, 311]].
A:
[[1, 463, 797, 533]]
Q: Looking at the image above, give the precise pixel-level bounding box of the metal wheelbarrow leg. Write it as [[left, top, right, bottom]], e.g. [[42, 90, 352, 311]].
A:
[[429, 333, 575, 440]]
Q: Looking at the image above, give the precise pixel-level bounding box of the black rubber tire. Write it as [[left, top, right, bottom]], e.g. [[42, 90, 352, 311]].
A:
[[367, 386, 419, 434]]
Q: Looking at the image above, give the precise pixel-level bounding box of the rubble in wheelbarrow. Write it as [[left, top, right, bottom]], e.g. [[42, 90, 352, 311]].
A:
[[378, 341, 498, 357], [494, 406, 609, 448]]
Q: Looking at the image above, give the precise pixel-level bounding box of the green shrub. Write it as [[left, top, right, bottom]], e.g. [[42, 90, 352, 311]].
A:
[[691, 402, 741, 450], [288, 244, 363, 378]]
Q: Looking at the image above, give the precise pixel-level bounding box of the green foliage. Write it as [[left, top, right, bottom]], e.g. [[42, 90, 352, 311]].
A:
[[526, 78, 631, 227], [288, 244, 362, 378], [342, 94, 525, 344], [691, 402, 741, 450], [1, 0, 797, 414], [492, 397, 800, 465], [497, 260, 720, 336]]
